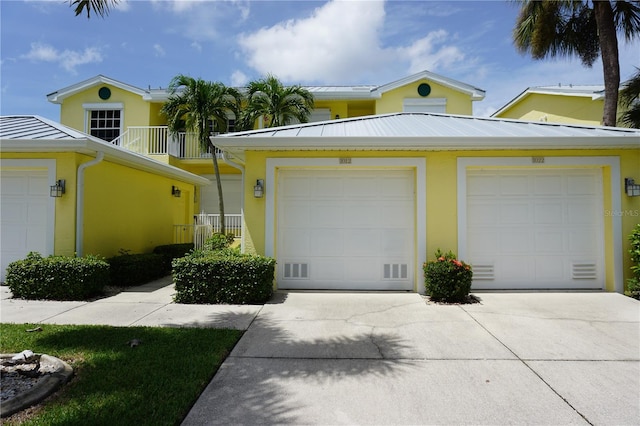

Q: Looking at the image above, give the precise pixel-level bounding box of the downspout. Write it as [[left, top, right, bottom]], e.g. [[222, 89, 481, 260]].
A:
[[76, 152, 104, 256], [221, 151, 246, 251]]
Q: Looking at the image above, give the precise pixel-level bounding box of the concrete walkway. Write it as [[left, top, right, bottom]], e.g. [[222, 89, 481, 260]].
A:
[[2, 280, 639, 425]]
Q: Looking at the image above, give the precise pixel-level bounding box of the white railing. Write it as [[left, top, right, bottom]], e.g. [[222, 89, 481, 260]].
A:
[[112, 126, 224, 159], [173, 213, 242, 250]]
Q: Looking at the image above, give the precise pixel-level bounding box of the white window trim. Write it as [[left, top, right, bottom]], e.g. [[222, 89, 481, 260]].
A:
[[403, 98, 447, 113], [83, 103, 124, 136], [0, 159, 57, 257], [266, 157, 427, 293], [457, 156, 623, 292]]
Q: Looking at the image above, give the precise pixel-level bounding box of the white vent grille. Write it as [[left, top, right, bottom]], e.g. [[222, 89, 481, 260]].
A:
[[472, 264, 495, 280], [383, 263, 408, 280], [572, 263, 597, 280], [284, 263, 309, 279]]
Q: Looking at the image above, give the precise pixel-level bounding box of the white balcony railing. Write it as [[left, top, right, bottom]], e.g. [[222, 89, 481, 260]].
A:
[[173, 213, 242, 249], [111, 126, 223, 159]]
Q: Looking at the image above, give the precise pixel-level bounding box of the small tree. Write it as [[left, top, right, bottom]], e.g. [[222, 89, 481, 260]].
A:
[[161, 75, 242, 235]]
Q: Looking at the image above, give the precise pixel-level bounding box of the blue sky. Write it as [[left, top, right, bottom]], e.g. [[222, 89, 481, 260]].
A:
[[1, 0, 638, 121]]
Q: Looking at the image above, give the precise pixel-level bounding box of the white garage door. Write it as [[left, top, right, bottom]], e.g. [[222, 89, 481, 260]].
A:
[[466, 169, 604, 290], [277, 169, 415, 290], [1, 169, 53, 282]]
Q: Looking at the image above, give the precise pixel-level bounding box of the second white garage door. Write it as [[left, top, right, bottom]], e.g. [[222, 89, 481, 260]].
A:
[[466, 168, 604, 290], [277, 169, 415, 290]]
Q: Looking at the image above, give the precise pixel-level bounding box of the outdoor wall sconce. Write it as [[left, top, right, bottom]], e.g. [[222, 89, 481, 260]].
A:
[[50, 179, 65, 197], [254, 179, 264, 198], [172, 185, 181, 197], [335, 114, 340, 119], [625, 178, 640, 197]]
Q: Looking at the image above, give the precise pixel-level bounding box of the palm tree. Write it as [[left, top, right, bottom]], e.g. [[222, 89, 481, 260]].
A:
[[161, 75, 242, 235], [239, 74, 314, 130], [69, 0, 118, 18], [513, 0, 640, 127], [619, 68, 640, 128]]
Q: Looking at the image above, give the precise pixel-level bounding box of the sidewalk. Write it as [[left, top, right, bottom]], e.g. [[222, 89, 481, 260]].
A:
[[0, 276, 261, 330]]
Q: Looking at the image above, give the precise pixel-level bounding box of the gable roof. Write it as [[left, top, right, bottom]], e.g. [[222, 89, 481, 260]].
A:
[[213, 112, 640, 160], [47, 70, 485, 104], [0, 116, 209, 185], [46, 75, 152, 104], [492, 85, 606, 117]]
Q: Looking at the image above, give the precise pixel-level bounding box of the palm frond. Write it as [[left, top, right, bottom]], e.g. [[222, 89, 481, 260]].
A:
[[70, 0, 118, 18]]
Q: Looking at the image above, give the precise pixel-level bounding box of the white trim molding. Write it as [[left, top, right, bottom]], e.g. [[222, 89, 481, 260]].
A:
[[457, 156, 623, 293]]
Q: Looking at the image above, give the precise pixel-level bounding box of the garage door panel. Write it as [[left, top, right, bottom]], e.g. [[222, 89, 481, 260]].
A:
[[500, 175, 529, 195], [1, 176, 28, 194], [278, 169, 414, 290], [309, 229, 343, 256], [280, 230, 310, 256], [534, 203, 563, 224], [467, 169, 603, 290], [1, 199, 27, 222], [501, 202, 530, 224], [534, 175, 564, 195]]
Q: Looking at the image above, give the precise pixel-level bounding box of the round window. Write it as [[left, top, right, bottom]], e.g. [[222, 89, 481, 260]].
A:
[[417, 83, 431, 97], [98, 87, 111, 100]]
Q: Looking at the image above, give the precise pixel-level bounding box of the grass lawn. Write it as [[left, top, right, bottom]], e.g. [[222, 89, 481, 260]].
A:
[[0, 323, 242, 425]]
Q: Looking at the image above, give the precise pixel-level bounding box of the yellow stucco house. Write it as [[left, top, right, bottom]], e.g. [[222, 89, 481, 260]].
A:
[[45, 71, 486, 218], [0, 116, 209, 281], [213, 113, 640, 294], [491, 85, 611, 126]]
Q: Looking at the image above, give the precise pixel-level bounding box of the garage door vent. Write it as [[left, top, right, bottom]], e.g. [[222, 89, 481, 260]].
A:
[[572, 263, 597, 280], [472, 264, 495, 280], [383, 263, 408, 280], [284, 263, 308, 279]]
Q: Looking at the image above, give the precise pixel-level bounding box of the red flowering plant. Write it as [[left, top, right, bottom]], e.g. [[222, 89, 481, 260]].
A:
[[423, 249, 473, 302]]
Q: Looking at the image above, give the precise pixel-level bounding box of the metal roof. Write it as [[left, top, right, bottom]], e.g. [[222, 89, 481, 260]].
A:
[[0, 116, 210, 186], [213, 112, 640, 158], [0, 115, 100, 141], [492, 85, 607, 117]]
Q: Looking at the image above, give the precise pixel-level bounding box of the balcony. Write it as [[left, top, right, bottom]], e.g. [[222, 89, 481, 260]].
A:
[[110, 126, 223, 159]]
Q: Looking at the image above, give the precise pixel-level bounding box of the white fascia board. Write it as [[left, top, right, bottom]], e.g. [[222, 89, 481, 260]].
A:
[[375, 70, 486, 100], [0, 139, 210, 186], [214, 135, 640, 152], [47, 75, 148, 103]]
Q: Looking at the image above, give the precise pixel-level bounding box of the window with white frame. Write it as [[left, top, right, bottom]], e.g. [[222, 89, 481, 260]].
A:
[[83, 103, 123, 143], [403, 98, 447, 113]]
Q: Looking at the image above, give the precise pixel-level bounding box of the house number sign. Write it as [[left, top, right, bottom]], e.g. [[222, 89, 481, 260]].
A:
[[339, 158, 352, 164]]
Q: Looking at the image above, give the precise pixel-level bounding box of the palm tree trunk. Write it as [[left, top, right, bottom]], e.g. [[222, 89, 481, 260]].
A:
[[209, 141, 226, 235], [593, 0, 620, 127]]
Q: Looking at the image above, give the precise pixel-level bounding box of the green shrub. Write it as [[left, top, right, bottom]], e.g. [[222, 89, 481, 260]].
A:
[[202, 233, 235, 251], [153, 243, 195, 272], [5, 252, 109, 301], [625, 224, 640, 300], [107, 253, 167, 287], [173, 251, 275, 304], [423, 249, 473, 303]]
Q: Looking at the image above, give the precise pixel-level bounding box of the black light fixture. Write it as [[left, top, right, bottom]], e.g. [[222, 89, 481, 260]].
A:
[[50, 179, 65, 197], [172, 185, 181, 197], [254, 179, 264, 198], [335, 114, 340, 119], [625, 178, 640, 197]]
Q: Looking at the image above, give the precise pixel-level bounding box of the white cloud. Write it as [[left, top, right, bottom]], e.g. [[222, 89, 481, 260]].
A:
[[238, 0, 387, 84], [21, 42, 102, 74], [398, 30, 466, 74], [154, 43, 166, 56], [230, 70, 248, 87], [191, 41, 202, 52]]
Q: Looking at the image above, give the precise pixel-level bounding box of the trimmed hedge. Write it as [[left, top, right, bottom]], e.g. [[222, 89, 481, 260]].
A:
[[626, 224, 640, 300], [153, 243, 195, 272], [423, 250, 473, 303], [173, 251, 275, 304], [5, 252, 109, 301], [107, 253, 167, 287]]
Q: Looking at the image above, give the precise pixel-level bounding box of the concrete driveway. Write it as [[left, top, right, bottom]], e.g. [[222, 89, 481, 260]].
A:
[[182, 291, 640, 425]]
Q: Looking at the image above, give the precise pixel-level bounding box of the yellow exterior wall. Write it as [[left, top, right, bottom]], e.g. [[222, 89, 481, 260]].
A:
[[495, 93, 604, 125], [59, 84, 151, 133], [240, 149, 640, 293], [376, 80, 473, 115], [82, 158, 196, 257], [1, 152, 196, 258]]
